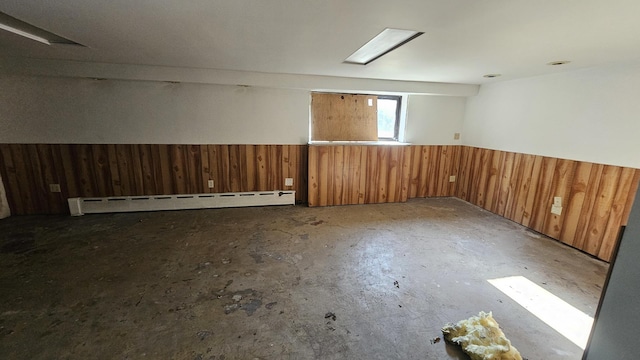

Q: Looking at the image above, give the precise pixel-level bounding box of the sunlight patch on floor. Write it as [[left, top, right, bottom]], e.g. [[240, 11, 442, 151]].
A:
[[488, 276, 593, 349]]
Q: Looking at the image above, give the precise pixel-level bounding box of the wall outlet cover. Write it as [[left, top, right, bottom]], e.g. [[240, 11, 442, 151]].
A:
[[49, 184, 61, 193], [285, 178, 294, 186], [553, 196, 562, 207], [208, 180, 214, 188], [551, 205, 562, 215], [454, 133, 461, 140], [449, 175, 456, 183]]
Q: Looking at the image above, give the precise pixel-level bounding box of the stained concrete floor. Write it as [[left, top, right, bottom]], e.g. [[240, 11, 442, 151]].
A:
[[0, 198, 607, 360]]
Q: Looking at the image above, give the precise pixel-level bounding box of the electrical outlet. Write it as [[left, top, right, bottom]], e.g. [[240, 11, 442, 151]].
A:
[[285, 178, 294, 186], [208, 180, 214, 188], [454, 133, 460, 140], [553, 196, 562, 207], [49, 184, 61, 193], [449, 175, 456, 183], [551, 205, 562, 215]]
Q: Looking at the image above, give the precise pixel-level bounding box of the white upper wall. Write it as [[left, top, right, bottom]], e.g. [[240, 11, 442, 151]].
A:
[[0, 57, 479, 96], [404, 95, 465, 145], [0, 74, 466, 146], [0, 75, 310, 144], [463, 63, 640, 168]]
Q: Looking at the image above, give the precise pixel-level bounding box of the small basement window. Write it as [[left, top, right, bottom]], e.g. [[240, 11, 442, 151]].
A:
[[376, 95, 401, 140], [310, 92, 403, 142]]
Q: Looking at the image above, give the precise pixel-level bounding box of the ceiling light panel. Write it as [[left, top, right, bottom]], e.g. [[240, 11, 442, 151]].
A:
[[0, 11, 84, 46], [345, 28, 424, 65]]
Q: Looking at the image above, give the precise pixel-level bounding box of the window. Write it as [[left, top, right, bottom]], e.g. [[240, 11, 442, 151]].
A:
[[376, 95, 401, 140], [310, 92, 402, 142]]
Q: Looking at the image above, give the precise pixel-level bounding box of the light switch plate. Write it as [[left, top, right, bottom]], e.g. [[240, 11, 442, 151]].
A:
[[208, 180, 214, 188], [49, 184, 61, 193], [285, 178, 294, 186], [449, 175, 456, 183], [553, 196, 562, 207], [551, 205, 562, 215], [454, 133, 460, 140]]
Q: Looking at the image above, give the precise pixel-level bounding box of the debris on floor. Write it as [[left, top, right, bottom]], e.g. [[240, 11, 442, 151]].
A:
[[441, 311, 522, 360], [196, 262, 211, 270], [224, 304, 239, 314], [222, 289, 263, 316], [430, 336, 441, 344], [221, 258, 231, 264], [394, 280, 399, 288], [324, 312, 337, 321], [196, 330, 211, 341], [265, 302, 277, 309]]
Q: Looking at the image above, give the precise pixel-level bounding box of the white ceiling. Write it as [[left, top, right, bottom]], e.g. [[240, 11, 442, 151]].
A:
[[1, 0, 640, 85]]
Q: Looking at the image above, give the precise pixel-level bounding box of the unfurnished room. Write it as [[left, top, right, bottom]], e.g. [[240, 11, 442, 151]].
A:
[[1, 1, 640, 359]]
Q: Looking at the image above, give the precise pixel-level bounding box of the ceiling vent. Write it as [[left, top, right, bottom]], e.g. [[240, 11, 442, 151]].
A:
[[547, 60, 571, 66]]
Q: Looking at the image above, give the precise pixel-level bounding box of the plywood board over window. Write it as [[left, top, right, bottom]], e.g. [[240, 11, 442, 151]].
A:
[[311, 93, 378, 141]]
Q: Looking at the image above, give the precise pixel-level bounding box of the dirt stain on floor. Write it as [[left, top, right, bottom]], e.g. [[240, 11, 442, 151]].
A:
[[1, 233, 35, 254], [223, 289, 263, 316]]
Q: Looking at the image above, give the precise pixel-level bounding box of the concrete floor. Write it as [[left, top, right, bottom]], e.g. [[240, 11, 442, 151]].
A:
[[0, 198, 607, 360]]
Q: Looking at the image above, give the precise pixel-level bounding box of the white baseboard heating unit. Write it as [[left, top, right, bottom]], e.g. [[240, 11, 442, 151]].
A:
[[68, 190, 295, 216]]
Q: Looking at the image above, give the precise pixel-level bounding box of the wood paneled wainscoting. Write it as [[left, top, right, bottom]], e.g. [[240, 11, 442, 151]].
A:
[[307, 145, 461, 206], [0, 144, 308, 215], [456, 146, 640, 261], [2, 142, 638, 262]]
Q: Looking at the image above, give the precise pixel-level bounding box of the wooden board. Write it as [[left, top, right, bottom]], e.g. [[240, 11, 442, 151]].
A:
[[311, 93, 378, 141], [456, 146, 640, 261], [0, 144, 308, 215], [307, 145, 460, 207]]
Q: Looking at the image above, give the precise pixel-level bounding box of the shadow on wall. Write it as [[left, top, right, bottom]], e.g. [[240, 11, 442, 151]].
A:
[[0, 175, 9, 219]]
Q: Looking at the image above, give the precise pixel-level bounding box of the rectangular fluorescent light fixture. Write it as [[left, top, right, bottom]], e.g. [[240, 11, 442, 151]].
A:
[[0, 22, 50, 45], [0, 11, 84, 46], [344, 28, 424, 65]]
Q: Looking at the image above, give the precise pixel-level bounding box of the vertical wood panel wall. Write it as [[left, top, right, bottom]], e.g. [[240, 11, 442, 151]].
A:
[[3, 142, 638, 262], [307, 145, 460, 207], [456, 146, 640, 261], [0, 144, 308, 215]]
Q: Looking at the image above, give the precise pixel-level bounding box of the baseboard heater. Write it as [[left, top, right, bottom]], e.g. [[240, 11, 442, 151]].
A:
[[68, 191, 295, 216]]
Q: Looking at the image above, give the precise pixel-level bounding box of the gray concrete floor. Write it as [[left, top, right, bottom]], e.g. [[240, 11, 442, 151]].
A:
[[0, 198, 607, 360]]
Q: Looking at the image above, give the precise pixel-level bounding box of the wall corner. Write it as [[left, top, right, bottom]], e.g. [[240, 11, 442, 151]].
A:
[[0, 174, 11, 219]]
